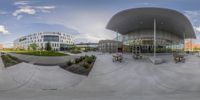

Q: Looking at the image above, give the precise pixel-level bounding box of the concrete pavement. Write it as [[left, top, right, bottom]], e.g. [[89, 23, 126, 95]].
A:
[[8, 53, 79, 65], [0, 52, 200, 100]]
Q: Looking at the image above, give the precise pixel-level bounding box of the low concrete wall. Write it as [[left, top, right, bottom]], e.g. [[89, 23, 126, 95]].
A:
[[0, 53, 5, 70], [148, 57, 164, 64]]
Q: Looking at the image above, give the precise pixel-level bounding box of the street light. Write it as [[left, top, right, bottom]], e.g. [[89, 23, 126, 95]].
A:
[[154, 19, 156, 58]]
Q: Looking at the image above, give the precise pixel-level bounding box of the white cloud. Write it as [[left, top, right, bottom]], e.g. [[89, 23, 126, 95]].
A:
[[14, 1, 29, 5], [13, 4, 55, 20], [0, 25, 9, 34], [184, 10, 200, 25], [136, 2, 154, 6], [194, 26, 200, 37], [13, 6, 36, 16], [184, 10, 200, 42], [63, 11, 116, 43], [35, 6, 55, 10], [194, 26, 200, 32], [41, 9, 116, 43], [17, 15, 23, 20], [184, 10, 200, 17], [35, 6, 56, 13]]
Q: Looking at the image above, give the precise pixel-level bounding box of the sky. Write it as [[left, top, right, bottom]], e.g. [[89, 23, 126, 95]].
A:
[[0, 0, 200, 47]]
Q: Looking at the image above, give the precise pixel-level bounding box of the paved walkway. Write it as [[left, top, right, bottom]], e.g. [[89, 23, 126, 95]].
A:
[[0, 62, 85, 91], [0, 52, 200, 100], [8, 53, 79, 65]]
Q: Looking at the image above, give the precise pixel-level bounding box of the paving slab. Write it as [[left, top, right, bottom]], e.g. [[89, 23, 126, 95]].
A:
[[0, 53, 200, 100]]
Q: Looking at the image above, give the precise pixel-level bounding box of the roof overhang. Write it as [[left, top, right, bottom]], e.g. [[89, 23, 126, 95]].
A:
[[106, 7, 196, 39]]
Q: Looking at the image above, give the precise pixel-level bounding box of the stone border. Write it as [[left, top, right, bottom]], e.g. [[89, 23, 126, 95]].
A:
[[0, 53, 5, 70], [86, 58, 96, 76]]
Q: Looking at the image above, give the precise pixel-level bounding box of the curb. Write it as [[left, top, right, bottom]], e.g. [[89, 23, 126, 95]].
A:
[[0, 53, 5, 70]]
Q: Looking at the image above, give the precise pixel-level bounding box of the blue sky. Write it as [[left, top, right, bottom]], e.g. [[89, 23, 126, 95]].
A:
[[0, 0, 200, 47]]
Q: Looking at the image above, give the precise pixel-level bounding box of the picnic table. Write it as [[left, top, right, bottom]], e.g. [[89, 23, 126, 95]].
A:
[[112, 53, 123, 62], [173, 53, 185, 63], [133, 53, 142, 59]]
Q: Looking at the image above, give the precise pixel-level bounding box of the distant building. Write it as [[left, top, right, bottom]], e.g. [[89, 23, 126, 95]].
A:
[[185, 40, 200, 51], [14, 32, 74, 51], [76, 43, 98, 48], [76, 43, 98, 51], [98, 40, 123, 53], [0, 43, 3, 49]]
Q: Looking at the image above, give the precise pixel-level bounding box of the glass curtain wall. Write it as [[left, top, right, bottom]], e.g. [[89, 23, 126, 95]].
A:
[[122, 30, 184, 53]]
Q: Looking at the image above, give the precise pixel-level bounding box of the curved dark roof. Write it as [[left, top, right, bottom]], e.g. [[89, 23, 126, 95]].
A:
[[106, 7, 196, 39]]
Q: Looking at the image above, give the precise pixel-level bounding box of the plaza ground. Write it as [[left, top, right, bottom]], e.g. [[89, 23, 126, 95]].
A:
[[0, 52, 200, 100], [7, 53, 78, 65]]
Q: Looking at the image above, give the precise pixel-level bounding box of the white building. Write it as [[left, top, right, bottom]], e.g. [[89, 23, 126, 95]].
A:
[[14, 32, 74, 51]]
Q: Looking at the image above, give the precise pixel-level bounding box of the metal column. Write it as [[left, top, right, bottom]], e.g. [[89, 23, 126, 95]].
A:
[[154, 19, 156, 58]]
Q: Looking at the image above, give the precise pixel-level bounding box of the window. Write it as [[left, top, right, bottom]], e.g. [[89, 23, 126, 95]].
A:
[[43, 35, 59, 42]]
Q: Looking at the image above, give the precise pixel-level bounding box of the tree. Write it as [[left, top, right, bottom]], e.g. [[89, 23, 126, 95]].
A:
[[45, 42, 52, 51], [194, 47, 200, 51], [41, 46, 44, 51], [28, 46, 31, 51], [29, 43, 38, 51]]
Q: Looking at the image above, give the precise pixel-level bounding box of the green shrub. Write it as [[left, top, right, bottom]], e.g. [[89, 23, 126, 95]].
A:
[[84, 55, 89, 59], [7, 54, 18, 61], [85, 57, 93, 64], [75, 58, 80, 64], [91, 55, 96, 59], [67, 60, 73, 66], [70, 50, 81, 54], [79, 56, 85, 61], [82, 62, 90, 69], [16, 51, 65, 56]]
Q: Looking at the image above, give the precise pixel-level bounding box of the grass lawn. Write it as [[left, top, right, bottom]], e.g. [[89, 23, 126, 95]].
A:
[[15, 51, 67, 56], [69, 50, 82, 54]]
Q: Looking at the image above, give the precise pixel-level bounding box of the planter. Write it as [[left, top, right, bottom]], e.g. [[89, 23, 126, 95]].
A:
[[59, 55, 96, 76]]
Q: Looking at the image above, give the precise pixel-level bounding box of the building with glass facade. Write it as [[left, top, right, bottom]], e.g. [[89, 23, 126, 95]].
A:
[[98, 40, 123, 53], [106, 7, 196, 53], [14, 32, 74, 51]]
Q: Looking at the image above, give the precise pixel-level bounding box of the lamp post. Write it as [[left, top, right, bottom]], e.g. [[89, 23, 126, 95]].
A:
[[154, 19, 156, 58]]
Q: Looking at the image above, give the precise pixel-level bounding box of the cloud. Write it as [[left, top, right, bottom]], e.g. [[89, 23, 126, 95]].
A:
[[63, 11, 116, 43], [17, 15, 23, 20], [194, 26, 200, 38], [194, 26, 200, 32], [0, 25, 9, 34], [184, 10, 200, 25], [0, 10, 7, 15], [23, 23, 79, 35], [12, 5, 55, 20], [35, 6, 55, 13], [41, 9, 116, 43], [14, 1, 29, 5], [135, 2, 154, 6], [184, 10, 200, 42], [13, 6, 36, 16], [35, 6, 55, 10]]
